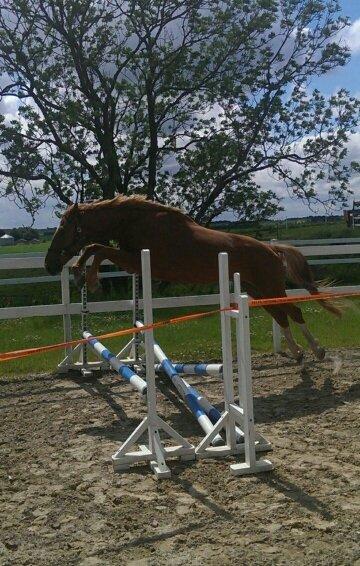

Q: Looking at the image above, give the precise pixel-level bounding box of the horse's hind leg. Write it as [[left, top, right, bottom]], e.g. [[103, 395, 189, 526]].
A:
[[282, 303, 326, 360], [299, 323, 325, 360], [244, 282, 304, 361], [250, 268, 324, 360], [264, 305, 304, 362]]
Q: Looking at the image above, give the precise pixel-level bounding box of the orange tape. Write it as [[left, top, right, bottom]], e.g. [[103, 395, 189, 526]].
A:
[[0, 290, 358, 363], [249, 291, 360, 308]]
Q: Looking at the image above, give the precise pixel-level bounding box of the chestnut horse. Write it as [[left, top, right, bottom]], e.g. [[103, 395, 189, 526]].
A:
[[45, 195, 340, 361]]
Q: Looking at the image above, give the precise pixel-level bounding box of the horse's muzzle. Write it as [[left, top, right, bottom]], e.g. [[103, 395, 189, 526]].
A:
[[44, 252, 62, 275]]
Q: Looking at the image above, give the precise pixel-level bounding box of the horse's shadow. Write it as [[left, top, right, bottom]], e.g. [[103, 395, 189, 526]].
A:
[[253, 372, 360, 425]]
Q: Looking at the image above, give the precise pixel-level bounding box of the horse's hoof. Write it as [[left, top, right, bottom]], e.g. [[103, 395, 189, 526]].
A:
[[315, 347, 326, 361]]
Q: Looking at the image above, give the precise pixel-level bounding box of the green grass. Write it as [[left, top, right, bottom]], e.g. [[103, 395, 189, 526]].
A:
[[0, 299, 358, 378], [0, 241, 49, 255]]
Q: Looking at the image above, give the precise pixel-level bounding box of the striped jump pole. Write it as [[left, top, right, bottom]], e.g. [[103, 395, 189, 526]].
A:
[[154, 360, 243, 442], [83, 331, 147, 396], [136, 322, 223, 446], [155, 363, 223, 377]]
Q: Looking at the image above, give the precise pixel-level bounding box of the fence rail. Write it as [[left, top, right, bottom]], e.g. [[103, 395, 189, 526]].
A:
[[271, 237, 360, 245]]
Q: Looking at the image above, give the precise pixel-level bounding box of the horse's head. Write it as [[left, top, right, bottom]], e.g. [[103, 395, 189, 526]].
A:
[[45, 204, 87, 274]]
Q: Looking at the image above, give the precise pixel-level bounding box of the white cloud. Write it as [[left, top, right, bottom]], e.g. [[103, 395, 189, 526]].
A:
[[0, 95, 19, 124], [339, 18, 360, 54], [251, 131, 360, 219]]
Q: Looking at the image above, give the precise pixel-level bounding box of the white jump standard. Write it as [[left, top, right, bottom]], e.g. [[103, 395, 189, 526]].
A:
[[141, 324, 247, 446], [111, 250, 196, 478], [195, 253, 273, 475]]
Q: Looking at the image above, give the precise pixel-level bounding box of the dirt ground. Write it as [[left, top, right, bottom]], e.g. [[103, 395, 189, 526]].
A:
[[0, 349, 359, 566]]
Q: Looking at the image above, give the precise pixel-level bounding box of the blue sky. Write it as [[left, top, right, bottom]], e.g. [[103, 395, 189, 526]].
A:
[[317, 1, 360, 96], [0, 1, 359, 227]]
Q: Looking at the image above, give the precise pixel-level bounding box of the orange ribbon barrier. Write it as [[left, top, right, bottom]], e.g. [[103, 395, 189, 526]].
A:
[[249, 291, 360, 308], [0, 290, 358, 363]]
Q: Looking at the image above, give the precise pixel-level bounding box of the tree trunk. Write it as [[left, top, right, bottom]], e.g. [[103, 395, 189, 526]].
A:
[[146, 86, 158, 200], [194, 181, 225, 224], [102, 135, 123, 199]]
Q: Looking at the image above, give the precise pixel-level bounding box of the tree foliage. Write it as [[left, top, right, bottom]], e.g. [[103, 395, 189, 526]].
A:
[[0, 0, 358, 223], [10, 226, 38, 240]]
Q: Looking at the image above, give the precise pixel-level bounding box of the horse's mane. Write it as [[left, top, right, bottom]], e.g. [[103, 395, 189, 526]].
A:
[[74, 194, 192, 221]]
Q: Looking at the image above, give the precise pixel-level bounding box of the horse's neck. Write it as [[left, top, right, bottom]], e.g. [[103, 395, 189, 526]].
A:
[[82, 200, 193, 246], [81, 201, 148, 243]]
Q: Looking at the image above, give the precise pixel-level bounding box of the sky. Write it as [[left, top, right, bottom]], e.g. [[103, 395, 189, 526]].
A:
[[0, 0, 359, 228]]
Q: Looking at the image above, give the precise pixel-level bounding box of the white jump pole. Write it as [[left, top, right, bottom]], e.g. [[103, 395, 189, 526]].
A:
[[195, 253, 245, 457], [83, 331, 147, 396], [131, 273, 142, 361], [111, 250, 195, 478]]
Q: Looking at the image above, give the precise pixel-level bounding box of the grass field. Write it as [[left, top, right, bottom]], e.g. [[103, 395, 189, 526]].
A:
[[0, 241, 49, 255], [0, 298, 359, 378]]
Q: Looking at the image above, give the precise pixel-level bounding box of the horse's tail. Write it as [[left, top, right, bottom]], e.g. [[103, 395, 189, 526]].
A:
[[270, 243, 343, 318]]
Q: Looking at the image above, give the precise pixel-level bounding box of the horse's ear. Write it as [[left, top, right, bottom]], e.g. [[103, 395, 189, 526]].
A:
[[70, 202, 79, 217]]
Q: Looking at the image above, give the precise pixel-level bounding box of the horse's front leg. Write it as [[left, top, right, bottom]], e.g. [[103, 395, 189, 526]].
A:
[[72, 244, 108, 289], [81, 246, 141, 293]]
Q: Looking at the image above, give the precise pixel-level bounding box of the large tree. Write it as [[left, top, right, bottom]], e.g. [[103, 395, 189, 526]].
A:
[[0, 0, 358, 223]]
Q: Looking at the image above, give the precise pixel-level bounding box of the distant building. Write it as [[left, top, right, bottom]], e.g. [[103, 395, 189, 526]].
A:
[[344, 201, 360, 229], [0, 234, 15, 246]]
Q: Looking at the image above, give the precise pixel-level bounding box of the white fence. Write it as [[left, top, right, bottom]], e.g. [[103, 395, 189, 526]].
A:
[[0, 238, 359, 353]]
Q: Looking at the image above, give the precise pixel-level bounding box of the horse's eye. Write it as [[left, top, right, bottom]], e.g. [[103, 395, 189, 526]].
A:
[[76, 226, 82, 235], [61, 250, 66, 256]]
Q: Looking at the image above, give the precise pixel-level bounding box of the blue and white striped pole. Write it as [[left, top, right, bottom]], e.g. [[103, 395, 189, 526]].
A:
[[83, 331, 147, 396], [135, 322, 223, 446], [155, 362, 243, 442], [155, 350, 224, 446], [155, 363, 223, 377], [181, 377, 244, 443]]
